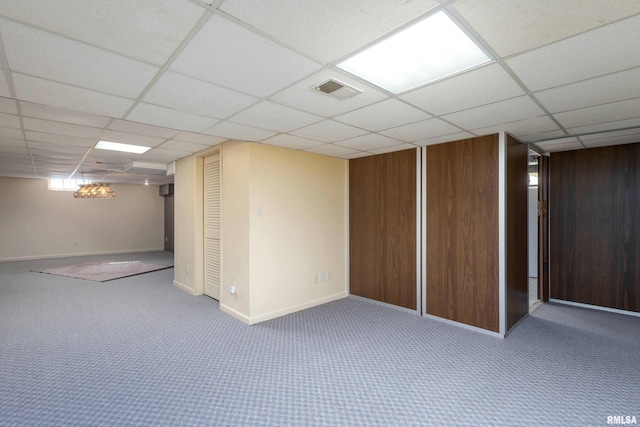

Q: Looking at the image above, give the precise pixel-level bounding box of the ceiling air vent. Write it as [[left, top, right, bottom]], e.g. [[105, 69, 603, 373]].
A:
[[312, 78, 362, 100]]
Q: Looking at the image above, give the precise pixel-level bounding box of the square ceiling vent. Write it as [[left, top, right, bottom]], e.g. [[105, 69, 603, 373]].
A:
[[312, 78, 362, 100]]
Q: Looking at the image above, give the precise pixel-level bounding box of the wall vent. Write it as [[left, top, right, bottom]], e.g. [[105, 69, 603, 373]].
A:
[[312, 78, 362, 99]]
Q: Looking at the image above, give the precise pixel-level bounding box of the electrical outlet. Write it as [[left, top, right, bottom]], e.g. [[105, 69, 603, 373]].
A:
[[313, 273, 319, 284], [326, 271, 331, 281], [319, 272, 325, 282]]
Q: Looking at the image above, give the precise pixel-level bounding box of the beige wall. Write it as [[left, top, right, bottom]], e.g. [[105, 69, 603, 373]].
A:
[[174, 141, 348, 323], [220, 142, 348, 324], [0, 177, 164, 261]]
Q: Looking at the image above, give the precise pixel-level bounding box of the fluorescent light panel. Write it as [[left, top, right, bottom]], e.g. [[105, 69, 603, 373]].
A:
[[337, 11, 491, 94], [95, 140, 151, 154]]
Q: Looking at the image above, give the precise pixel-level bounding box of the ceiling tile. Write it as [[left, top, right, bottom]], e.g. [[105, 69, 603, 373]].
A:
[[414, 131, 475, 146], [141, 147, 191, 162], [26, 131, 95, 147], [520, 129, 568, 144], [0, 68, 10, 98], [108, 120, 179, 139], [171, 14, 321, 98], [13, 74, 134, 118], [261, 134, 323, 150], [99, 130, 167, 148], [23, 117, 102, 138], [341, 152, 371, 159], [565, 117, 640, 136], [229, 101, 322, 133], [580, 129, 640, 148], [304, 144, 359, 157], [126, 103, 218, 133], [271, 69, 388, 117], [535, 137, 583, 153], [19, 102, 111, 128], [553, 98, 640, 129], [0, 97, 17, 114], [219, 0, 440, 63], [534, 67, 640, 113], [506, 15, 640, 91], [369, 143, 417, 155], [1, 18, 159, 98], [0, 126, 23, 140], [291, 120, 368, 143], [159, 140, 211, 152], [171, 131, 226, 145], [442, 96, 544, 130], [202, 121, 276, 141], [380, 118, 462, 142], [0, 0, 205, 65], [143, 71, 258, 119], [400, 63, 524, 115], [335, 99, 431, 132], [336, 134, 404, 151], [0, 145, 29, 155], [27, 141, 89, 154], [471, 116, 561, 139], [0, 138, 25, 148], [0, 113, 20, 129], [452, 0, 640, 57]]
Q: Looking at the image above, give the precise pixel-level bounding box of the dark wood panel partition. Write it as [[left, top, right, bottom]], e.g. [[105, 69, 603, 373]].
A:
[[426, 135, 499, 332], [550, 143, 640, 312], [349, 149, 416, 310], [506, 135, 529, 329]]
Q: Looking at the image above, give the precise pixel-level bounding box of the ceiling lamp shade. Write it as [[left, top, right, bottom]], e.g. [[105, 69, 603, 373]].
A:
[[73, 183, 116, 199]]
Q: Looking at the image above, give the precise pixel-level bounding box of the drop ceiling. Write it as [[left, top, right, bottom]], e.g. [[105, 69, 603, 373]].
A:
[[0, 0, 639, 184]]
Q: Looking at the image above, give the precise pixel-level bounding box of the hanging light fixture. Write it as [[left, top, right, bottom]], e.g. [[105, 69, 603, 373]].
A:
[[73, 182, 116, 199]]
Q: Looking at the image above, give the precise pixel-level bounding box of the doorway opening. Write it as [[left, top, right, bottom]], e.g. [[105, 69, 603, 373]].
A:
[[528, 150, 542, 311]]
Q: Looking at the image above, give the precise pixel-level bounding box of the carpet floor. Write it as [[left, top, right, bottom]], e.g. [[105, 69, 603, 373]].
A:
[[1, 252, 639, 426]]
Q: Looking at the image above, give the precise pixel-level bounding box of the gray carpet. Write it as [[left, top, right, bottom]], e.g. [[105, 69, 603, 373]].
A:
[[1, 252, 639, 426]]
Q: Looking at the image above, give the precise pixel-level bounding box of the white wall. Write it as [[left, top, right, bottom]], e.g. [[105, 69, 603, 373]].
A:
[[0, 177, 164, 261]]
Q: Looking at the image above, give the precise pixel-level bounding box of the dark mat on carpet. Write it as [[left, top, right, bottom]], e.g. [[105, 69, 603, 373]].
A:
[[31, 260, 173, 282]]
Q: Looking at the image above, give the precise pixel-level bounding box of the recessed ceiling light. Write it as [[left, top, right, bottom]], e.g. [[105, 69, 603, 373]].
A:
[[337, 11, 492, 94], [95, 140, 151, 154]]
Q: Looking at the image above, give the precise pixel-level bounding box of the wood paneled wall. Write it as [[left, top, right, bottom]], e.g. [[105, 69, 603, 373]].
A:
[[506, 135, 529, 329], [426, 135, 499, 332], [349, 149, 416, 310], [550, 143, 640, 312]]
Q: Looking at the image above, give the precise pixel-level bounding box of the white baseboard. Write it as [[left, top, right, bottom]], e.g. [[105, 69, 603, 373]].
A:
[[173, 280, 197, 296], [423, 313, 505, 338], [0, 248, 166, 263], [219, 304, 252, 324], [240, 291, 349, 325]]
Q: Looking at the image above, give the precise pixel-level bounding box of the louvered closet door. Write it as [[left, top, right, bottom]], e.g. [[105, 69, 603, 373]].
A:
[[204, 153, 220, 300]]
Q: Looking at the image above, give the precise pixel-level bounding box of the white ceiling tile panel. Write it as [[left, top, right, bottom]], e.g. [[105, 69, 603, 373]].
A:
[[341, 152, 372, 159], [534, 67, 640, 114], [261, 134, 323, 150], [142, 147, 191, 162], [202, 121, 276, 141], [271, 69, 389, 117], [171, 131, 226, 145], [291, 120, 368, 143], [471, 116, 561, 139], [0, 0, 205, 65], [126, 103, 218, 133], [159, 140, 211, 152], [506, 15, 640, 91], [0, 97, 17, 114], [304, 144, 359, 157], [536, 139, 584, 153], [25, 131, 95, 147], [0, 145, 27, 154], [335, 99, 431, 132], [99, 130, 166, 148], [27, 141, 89, 154], [23, 118, 102, 138], [400, 64, 524, 115], [0, 126, 25, 140], [13, 74, 134, 118], [452, 0, 640, 57], [219, 0, 440, 63], [521, 129, 568, 144], [108, 120, 179, 139], [229, 101, 322, 133], [1, 19, 159, 98], [0, 138, 25, 148], [580, 129, 640, 148], [380, 118, 462, 142], [171, 14, 321, 98], [565, 117, 640, 136], [442, 96, 544, 130], [0, 68, 10, 98], [414, 131, 475, 146], [336, 134, 404, 151], [553, 98, 640, 129], [369, 143, 417, 155], [143, 71, 258, 119], [19, 102, 111, 128], [0, 113, 20, 129]]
